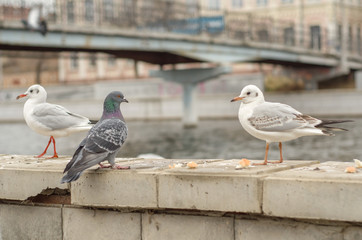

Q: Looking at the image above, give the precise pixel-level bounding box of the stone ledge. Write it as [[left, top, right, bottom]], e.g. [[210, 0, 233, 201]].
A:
[[263, 161, 362, 222], [2, 155, 362, 223]]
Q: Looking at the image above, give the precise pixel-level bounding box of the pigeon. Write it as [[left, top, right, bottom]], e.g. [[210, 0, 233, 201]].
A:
[[16, 84, 93, 158], [61, 91, 129, 183], [21, 4, 47, 36], [231, 85, 351, 165]]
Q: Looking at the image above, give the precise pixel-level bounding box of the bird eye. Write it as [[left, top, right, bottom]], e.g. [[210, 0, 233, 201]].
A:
[[247, 92, 251, 95], [30, 90, 33, 93], [117, 95, 121, 98]]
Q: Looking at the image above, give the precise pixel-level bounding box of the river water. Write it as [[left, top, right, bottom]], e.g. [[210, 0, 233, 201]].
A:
[[0, 118, 361, 162]]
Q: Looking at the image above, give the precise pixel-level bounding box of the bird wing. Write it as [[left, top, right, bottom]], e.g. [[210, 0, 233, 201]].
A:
[[62, 119, 127, 179], [32, 103, 89, 130], [248, 102, 320, 132], [84, 118, 128, 154]]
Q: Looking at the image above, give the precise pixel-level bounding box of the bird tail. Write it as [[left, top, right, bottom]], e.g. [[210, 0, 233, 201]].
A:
[[89, 119, 98, 124], [316, 119, 353, 136], [61, 150, 108, 184], [61, 171, 82, 184]]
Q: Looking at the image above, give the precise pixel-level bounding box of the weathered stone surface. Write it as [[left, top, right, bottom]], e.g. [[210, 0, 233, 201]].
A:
[[71, 170, 158, 208], [344, 226, 362, 240], [0, 155, 69, 200], [142, 213, 234, 240], [0, 204, 62, 240], [158, 160, 318, 213], [63, 207, 140, 240], [263, 161, 362, 222], [70, 158, 222, 208], [235, 217, 343, 240]]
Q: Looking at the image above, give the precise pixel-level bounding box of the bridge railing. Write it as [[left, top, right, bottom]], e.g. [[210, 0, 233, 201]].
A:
[[0, 0, 360, 59]]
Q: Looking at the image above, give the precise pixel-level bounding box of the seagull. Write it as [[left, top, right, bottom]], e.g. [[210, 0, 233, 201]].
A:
[[16, 84, 93, 158], [61, 91, 129, 183], [21, 4, 47, 36], [231, 85, 351, 165]]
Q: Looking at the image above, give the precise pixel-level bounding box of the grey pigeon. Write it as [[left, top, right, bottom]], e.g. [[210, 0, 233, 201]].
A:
[[61, 91, 129, 183]]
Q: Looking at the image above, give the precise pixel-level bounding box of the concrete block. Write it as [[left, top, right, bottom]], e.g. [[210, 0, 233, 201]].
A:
[[235, 218, 343, 240], [159, 160, 318, 213], [344, 227, 362, 240], [263, 161, 362, 222], [63, 207, 140, 240], [142, 213, 234, 240], [71, 170, 158, 208], [0, 155, 68, 200], [0, 204, 62, 240], [70, 158, 223, 208]]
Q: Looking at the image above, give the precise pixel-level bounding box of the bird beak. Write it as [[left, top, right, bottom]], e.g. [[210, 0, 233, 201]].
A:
[[230, 96, 244, 102], [16, 93, 27, 100], [122, 99, 129, 103]]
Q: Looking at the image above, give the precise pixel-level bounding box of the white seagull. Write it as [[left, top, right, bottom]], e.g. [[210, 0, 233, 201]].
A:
[[17, 84, 93, 158], [231, 85, 351, 165], [21, 4, 47, 36]]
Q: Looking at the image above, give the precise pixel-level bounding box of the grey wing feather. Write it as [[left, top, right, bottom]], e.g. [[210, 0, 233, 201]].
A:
[[84, 119, 128, 153], [33, 103, 89, 130], [248, 102, 317, 132], [61, 118, 127, 183]]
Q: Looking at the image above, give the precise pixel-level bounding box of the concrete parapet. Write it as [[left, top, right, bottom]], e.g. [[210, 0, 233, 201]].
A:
[[1, 155, 362, 239], [263, 161, 362, 222]]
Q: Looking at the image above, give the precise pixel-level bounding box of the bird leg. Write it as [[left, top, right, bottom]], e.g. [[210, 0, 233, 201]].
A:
[[268, 142, 283, 164], [48, 136, 59, 158], [36, 137, 52, 158], [112, 164, 130, 170], [98, 163, 111, 168], [253, 142, 269, 165]]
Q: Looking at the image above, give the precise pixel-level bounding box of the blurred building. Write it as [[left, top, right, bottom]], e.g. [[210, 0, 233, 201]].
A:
[[0, 0, 361, 89]]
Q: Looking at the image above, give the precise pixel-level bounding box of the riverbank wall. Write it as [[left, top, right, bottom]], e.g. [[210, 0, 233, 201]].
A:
[[0, 155, 362, 240]]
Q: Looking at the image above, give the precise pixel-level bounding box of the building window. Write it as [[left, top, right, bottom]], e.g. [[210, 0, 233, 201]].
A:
[[257, 29, 269, 42], [103, 0, 113, 21], [284, 27, 295, 46], [89, 54, 97, 67], [67, 0, 74, 23], [257, 0, 268, 6], [310, 25, 321, 50], [208, 0, 220, 10], [70, 53, 78, 69], [232, 0, 243, 8], [348, 26, 353, 52], [85, 0, 94, 22], [357, 27, 361, 54], [108, 55, 116, 66]]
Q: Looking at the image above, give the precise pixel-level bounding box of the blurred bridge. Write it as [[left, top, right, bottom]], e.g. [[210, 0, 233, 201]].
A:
[[0, 0, 361, 68], [0, 0, 361, 126]]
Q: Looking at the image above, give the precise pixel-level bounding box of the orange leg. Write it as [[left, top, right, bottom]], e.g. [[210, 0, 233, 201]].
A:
[[269, 142, 283, 164], [48, 136, 58, 158], [36, 137, 52, 158], [253, 142, 269, 165]]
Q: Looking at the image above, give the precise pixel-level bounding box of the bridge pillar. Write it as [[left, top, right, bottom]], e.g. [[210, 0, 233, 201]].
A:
[[150, 66, 231, 127]]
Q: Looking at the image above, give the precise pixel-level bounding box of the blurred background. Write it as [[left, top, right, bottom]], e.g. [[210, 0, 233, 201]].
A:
[[0, 0, 361, 161]]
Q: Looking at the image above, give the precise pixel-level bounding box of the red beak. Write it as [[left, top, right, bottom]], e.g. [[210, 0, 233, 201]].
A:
[[230, 96, 244, 102], [16, 94, 27, 100]]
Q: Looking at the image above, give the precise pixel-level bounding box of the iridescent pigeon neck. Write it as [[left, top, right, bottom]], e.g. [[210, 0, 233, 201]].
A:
[[101, 98, 124, 121]]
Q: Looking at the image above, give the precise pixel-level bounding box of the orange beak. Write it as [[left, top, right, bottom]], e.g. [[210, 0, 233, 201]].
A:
[[230, 96, 244, 102], [16, 94, 27, 100]]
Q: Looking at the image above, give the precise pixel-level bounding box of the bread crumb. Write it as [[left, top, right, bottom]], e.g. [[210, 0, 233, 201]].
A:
[[345, 166, 357, 173], [187, 161, 198, 169]]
